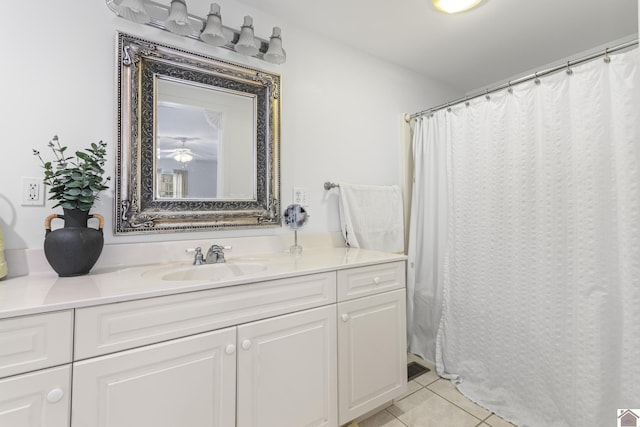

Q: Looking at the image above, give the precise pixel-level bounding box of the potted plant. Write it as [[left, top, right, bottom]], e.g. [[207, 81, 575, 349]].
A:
[[33, 135, 111, 277]]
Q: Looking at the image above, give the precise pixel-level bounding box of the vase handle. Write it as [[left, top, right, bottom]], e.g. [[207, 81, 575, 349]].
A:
[[44, 213, 105, 236], [44, 214, 65, 235], [88, 214, 105, 231]]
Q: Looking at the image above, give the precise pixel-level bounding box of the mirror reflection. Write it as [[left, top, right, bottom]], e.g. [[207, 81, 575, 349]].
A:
[[155, 78, 256, 200]]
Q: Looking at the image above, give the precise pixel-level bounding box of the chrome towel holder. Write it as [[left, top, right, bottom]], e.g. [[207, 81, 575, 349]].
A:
[[324, 182, 339, 190]]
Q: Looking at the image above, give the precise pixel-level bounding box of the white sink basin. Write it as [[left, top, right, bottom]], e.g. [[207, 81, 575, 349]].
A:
[[159, 262, 267, 282]]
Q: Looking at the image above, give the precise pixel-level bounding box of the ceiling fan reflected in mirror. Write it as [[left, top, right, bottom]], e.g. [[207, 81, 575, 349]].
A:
[[158, 136, 201, 163]]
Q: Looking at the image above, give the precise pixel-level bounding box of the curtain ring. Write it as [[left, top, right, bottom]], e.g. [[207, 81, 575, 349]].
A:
[[446, 103, 451, 112], [566, 61, 573, 75], [465, 96, 470, 107], [485, 89, 491, 101], [603, 48, 611, 63], [507, 81, 513, 94], [534, 72, 541, 85]]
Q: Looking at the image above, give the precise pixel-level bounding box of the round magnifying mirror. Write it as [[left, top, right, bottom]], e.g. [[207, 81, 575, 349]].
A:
[[283, 204, 308, 229], [284, 204, 308, 255]]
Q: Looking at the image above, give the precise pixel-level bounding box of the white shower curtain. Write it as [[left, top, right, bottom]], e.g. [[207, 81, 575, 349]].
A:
[[407, 114, 449, 364], [408, 47, 640, 426]]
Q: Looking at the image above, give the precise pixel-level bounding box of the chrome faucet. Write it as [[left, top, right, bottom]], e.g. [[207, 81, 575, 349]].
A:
[[187, 245, 231, 265], [205, 245, 227, 263]]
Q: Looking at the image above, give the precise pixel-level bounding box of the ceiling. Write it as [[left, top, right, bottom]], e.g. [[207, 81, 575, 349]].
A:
[[235, 0, 638, 94]]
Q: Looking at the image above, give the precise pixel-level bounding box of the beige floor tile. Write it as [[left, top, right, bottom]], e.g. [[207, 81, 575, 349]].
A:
[[426, 379, 491, 420], [407, 354, 439, 386], [387, 388, 481, 427], [359, 409, 407, 427], [395, 379, 423, 400], [412, 369, 440, 387], [484, 414, 518, 427]]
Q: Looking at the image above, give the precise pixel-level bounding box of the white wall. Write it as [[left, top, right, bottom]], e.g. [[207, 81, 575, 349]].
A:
[[0, 0, 457, 250]]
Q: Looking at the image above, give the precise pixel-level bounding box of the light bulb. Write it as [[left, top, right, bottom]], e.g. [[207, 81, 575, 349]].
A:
[[200, 3, 227, 46], [264, 27, 286, 64], [166, 0, 193, 36], [234, 16, 259, 56], [432, 0, 483, 14], [116, 0, 150, 23], [174, 150, 194, 163]]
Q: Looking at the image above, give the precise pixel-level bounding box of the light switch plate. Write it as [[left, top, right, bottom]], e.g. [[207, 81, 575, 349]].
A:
[[293, 187, 308, 206]]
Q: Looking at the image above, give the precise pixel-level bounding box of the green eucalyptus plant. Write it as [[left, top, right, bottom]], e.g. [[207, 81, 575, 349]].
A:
[[33, 135, 110, 212]]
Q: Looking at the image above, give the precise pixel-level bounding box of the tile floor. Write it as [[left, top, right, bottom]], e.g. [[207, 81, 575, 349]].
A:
[[357, 354, 517, 427]]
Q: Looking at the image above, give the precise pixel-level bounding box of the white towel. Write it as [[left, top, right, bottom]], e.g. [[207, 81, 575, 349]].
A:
[[338, 183, 404, 253]]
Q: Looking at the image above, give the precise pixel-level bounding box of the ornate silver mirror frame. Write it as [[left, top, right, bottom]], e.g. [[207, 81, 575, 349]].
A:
[[115, 33, 281, 234]]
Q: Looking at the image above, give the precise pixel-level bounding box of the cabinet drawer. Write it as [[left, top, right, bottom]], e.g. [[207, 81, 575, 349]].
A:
[[75, 272, 337, 359], [337, 261, 405, 301], [0, 310, 73, 379]]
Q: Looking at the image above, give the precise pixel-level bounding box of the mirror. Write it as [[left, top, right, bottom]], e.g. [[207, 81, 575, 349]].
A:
[[283, 204, 308, 229], [115, 33, 281, 233], [283, 204, 308, 254]]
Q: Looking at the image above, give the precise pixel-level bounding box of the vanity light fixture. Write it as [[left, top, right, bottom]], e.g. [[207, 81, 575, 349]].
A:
[[432, 0, 483, 14], [264, 27, 286, 65], [165, 0, 194, 36], [115, 0, 150, 23], [200, 3, 227, 46], [234, 16, 259, 56], [106, 0, 286, 64]]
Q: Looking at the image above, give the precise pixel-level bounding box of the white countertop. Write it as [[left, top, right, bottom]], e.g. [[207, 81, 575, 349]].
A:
[[0, 247, 406, 319]]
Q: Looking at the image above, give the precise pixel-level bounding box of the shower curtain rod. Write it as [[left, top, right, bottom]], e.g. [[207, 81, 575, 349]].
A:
[[405, 38, 638, 122]]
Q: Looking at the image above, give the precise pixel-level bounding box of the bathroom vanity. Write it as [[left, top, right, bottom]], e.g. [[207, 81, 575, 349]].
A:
[[0, 247, 407, 427]]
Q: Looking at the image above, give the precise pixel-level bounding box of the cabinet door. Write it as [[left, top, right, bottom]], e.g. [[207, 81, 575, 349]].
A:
[[237, 305, 337, 427], [337, 289, 407, 425], [0, 365, 71, 427], [72, 327, 236, 427]]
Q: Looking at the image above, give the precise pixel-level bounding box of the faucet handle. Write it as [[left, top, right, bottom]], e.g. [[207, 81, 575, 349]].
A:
[[186, 247, 205, 265]]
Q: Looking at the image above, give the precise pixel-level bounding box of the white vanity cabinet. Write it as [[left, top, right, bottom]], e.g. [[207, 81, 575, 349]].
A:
[[72, 305, 339, 427], [0, 311, 73, 427], [336, 263, 407, 425], [0, 250, 407, 427], [71, 272, 338, 427], [237, 305, 337, 427], [72, 327, 237, 427]]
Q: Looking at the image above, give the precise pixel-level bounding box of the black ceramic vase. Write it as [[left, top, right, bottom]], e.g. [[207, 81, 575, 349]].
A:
[[43, 209, 105, 277]]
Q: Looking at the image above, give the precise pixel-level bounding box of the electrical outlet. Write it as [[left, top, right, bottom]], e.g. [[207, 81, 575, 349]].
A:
[[293, 187, 308, 206], [22, 177, 45, 206]]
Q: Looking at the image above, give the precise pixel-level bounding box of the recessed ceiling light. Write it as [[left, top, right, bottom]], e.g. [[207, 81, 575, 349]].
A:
[[433, 0, 483, 14]]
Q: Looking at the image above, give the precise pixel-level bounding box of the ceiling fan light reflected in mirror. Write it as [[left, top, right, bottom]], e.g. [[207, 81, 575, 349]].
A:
[[174, 150, 194, 163], [432, 0, 483, 14]]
